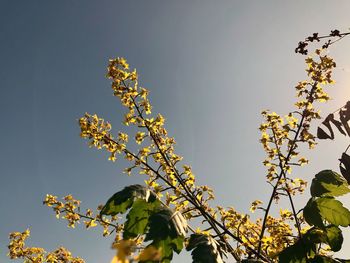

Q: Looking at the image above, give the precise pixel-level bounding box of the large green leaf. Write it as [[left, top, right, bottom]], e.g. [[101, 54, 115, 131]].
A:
[[100, 184, 157, 215], [316, 197, 350, 227], [303, 225, 343, 252], [143, 207, 185, 262], [303, 197, 350, 228], [123, 199, 161, 239], [324, 225, 343, 252], [145, 208, 179, 241], [145, 208, 187, 242], [186, 234, 225, 263], [303, 198, 324, 228], [278, 239, 315, 263], [311, 170, 350, 198]]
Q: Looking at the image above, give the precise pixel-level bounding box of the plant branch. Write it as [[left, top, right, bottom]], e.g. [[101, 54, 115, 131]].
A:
[[257, 81, 318, 256], [270, 126, 302, 238]]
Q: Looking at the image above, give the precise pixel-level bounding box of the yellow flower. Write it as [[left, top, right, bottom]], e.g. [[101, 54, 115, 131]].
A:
[[136, 246, 162, 261], [135, 132, 145, 144], [250, 200, 263, 213], [112, 240, 136, 263]]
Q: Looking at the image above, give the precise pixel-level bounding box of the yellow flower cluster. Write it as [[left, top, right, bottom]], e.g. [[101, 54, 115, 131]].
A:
[[7, 37, 346, 262], [305, 50, 336, 84], [8, 229, 84, 263], [78, 58, 217, 221], [79, 113, 126, 162], [250, 200, 263, 213], [43, 194, 121, 237], [260, 50, 335, 183], [253, 49, 337, 258], [217, 205, 295, 259]]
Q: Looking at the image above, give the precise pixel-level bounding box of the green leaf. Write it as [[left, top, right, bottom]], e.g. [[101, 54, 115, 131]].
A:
[[143, 207, 185, 262], [303, 225, 343, 252], [171, 234, 185, 254], [324, 225, 343, 252], [145, 208, 179, 241], [144, 236, 184, 263], [316, 197, 350, 227], [278, 239, 315, 263], [311, 170, 350, 197], [304, 227, 327, 244], [123, 199, 161, 239], [303, 198, 324, 228], [100, 184, 157, 215], [145, 207, 187, 242], [186, 234, 225, 263]]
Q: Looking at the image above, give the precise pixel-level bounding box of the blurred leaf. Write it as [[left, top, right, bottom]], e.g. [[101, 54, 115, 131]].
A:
[[318, 114, 336, 140], [137, 245, 162, 262], [317, 102, 350, 140], [144, 236, 184, 263], [101, 184, 157, 215], [339, 152, 350, 184], [317, 127, 332, 139], [328, 114, 346, 136], [310, 170, 350, 197], [339, 102, 350, 136]]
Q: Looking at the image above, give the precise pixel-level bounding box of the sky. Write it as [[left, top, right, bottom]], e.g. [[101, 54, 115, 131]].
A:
[[1, 1, 350, 262]]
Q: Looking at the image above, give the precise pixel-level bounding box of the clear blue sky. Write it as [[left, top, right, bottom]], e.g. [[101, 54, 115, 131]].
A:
[[1, 1, 350, 262]]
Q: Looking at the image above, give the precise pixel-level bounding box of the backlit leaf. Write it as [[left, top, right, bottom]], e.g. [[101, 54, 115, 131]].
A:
[[316, 197, 350, 227], [101, 185, 157, 215], [310, 170, 350, 197]]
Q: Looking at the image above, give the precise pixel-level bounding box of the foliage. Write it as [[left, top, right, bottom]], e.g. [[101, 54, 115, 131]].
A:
[[7, 29, 350, 262]]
